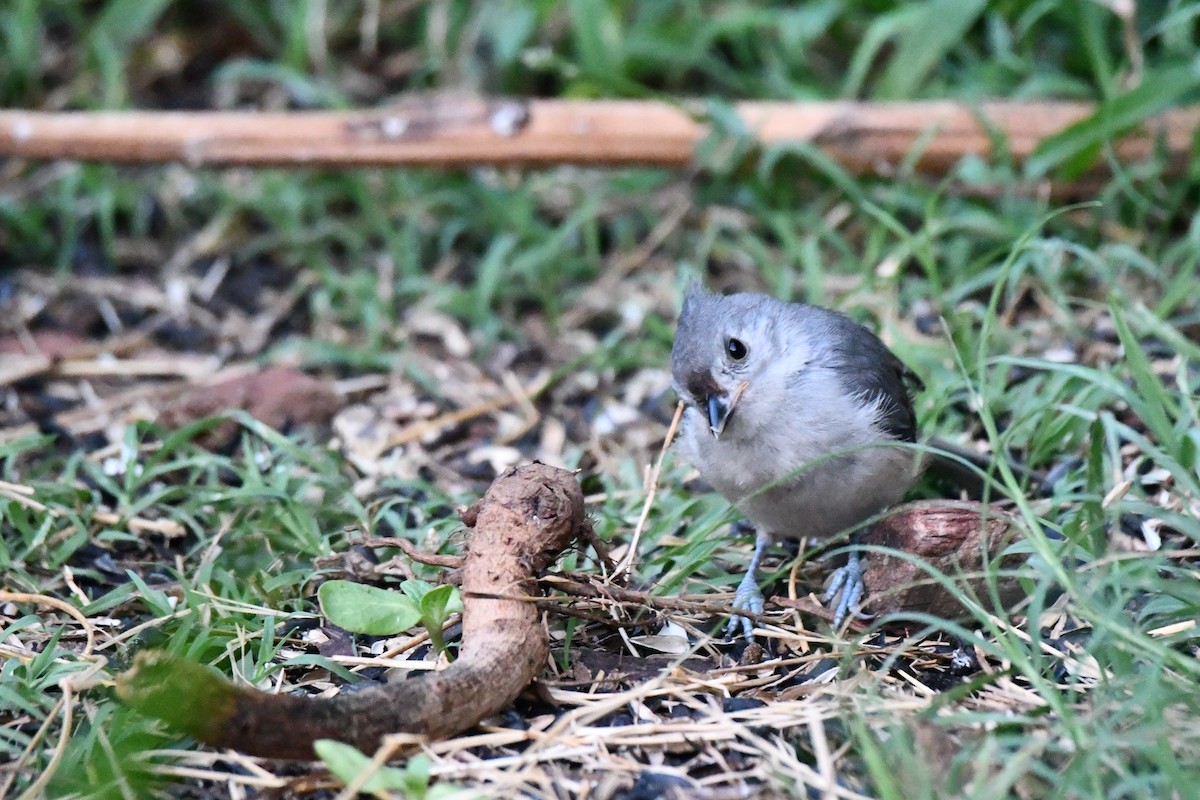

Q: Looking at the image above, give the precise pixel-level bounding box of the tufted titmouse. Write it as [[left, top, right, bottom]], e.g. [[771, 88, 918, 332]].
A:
[[670, 283, 925, 635]]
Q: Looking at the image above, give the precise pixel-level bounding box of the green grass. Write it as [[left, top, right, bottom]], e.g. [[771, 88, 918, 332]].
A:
[[2, 2, 1199, 798]]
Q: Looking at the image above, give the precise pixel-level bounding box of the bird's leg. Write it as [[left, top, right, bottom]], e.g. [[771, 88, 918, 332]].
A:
[[726, 525, 771, 639], [822, 531, 869, 629]]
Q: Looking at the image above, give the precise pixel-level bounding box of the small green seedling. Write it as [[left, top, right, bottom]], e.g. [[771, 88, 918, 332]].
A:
[[404, 581, 463, 658], [314, 741, 476, 799], [317, 579, 463, 658]]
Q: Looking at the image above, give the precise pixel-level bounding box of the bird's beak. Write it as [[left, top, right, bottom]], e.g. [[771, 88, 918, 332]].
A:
[[707, 395, 731, 438], [706, 381, 748, 439]]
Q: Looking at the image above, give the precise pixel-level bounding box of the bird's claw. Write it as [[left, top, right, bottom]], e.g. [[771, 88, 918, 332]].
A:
[[822, 552, 868, 629], [725, 571, 764, 639]]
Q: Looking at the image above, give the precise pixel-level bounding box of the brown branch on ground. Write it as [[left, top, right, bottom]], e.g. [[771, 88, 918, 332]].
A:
[[116, 462, 586, 760], [1, 97, 1195, 188]]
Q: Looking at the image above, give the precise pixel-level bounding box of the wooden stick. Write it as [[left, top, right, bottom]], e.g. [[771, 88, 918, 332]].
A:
[[1, 97, 1195, 175]]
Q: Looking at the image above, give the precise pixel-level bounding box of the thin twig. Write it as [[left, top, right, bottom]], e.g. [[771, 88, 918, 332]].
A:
[[611, 401, 684, 581], [0, 590, 97, 657]]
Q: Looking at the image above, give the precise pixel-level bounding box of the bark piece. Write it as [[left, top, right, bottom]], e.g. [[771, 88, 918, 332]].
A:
[[116, 462, 586, 759], [860, 500, 1027, 618], [157, 366, 340, 446]]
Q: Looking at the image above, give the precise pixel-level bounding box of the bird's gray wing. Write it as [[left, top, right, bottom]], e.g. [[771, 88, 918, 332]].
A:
[[827, 316, 922, 443]]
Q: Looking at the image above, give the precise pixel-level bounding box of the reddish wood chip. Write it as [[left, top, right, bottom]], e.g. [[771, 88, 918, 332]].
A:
[[158, 367, 340, 445], [861, 500, 1027, 619], [0, 331, 90, 358]]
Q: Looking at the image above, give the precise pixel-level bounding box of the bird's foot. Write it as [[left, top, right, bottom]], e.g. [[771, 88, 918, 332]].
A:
[[822, 551, 868, 629], [724, 570, 764, 640]]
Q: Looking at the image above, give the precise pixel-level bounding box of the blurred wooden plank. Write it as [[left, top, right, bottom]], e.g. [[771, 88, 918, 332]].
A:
[[0, 97, 1195, 175]]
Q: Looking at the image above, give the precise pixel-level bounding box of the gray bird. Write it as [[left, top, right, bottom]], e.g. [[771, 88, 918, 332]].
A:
[[670, 283, 924, 636]]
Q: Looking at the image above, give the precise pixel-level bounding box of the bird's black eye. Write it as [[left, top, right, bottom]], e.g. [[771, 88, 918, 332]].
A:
[[726, 337, 748, 361]]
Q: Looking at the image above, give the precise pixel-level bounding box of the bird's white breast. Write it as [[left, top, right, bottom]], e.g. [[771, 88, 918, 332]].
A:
[[676, 375, 919, 540]]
